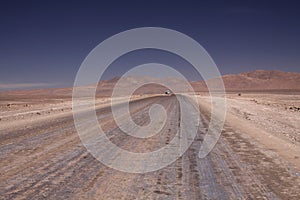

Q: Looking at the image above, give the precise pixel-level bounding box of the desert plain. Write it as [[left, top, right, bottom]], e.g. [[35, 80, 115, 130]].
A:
[[0, 87, 299, 199]]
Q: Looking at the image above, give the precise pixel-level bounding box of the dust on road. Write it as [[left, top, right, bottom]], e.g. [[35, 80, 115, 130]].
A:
[[0, 95, 299, 199]]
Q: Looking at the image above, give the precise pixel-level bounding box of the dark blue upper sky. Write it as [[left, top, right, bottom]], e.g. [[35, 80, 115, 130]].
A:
[[0, 0, 299, 89]]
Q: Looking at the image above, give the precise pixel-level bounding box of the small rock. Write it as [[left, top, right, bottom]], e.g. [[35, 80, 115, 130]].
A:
[[289, 106, 300, 112]]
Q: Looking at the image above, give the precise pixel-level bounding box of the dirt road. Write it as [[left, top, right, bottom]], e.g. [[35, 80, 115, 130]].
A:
[[0, 96, 299, 199]]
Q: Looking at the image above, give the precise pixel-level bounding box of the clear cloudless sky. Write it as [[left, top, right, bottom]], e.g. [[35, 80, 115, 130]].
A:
[[0, 0, 299, 89]]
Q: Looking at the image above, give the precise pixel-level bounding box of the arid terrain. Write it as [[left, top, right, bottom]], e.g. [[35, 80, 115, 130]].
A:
[[0, 70, 300, 199]]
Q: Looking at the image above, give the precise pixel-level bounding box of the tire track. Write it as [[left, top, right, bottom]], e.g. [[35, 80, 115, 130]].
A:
[[0, 96, 164, 199], [1, 95, 298, 199]]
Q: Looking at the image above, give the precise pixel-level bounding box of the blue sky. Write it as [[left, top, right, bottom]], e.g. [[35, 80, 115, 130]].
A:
[[0, 0, 299, 89]]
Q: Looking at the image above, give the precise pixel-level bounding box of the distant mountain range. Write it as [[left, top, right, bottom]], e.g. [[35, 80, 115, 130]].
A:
[[1, 70, 300, 98], [191, 70, 300, 92]]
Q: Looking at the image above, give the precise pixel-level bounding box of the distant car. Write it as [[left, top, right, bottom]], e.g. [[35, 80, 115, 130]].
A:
[[165, 90, 171, 95]]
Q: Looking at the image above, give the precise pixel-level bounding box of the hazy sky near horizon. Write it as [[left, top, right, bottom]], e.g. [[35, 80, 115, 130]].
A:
[[0, 0, 300, 89]]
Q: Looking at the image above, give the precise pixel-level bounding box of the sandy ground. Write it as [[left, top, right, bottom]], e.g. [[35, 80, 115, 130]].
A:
[[226, 93, 300, 144], [0, 93, 299, 199], [0, 95, 154, 131], [197, 93, 300, 171]]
